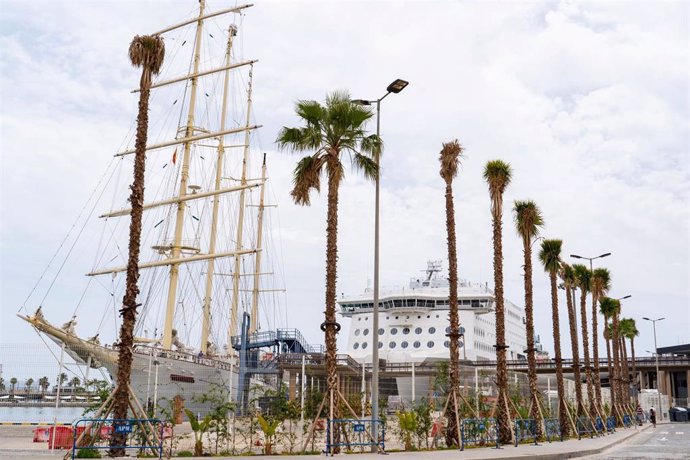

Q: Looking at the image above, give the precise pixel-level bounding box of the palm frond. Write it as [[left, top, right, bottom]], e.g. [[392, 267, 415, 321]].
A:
[[295, 100, 325, 125], [538, 239, 562, 274], [598, 296, 619, 318], [352, 153, 377, 181], [560, 262, 575, 285], [572, 264, 591, 292], [483, 159, 512, 215], [129, 35, 165, 75], [439, 139, 464, 183], [591, 268, 611, 296], [359, 134, 383, 158], [290, 155, 325, 206], [513, 200, 544, 242]]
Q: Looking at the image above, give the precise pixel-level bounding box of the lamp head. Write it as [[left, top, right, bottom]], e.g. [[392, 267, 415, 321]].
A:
[[386, 78, 409, 94], [570, 254, 582, 259], [643, 317, 650, 321], [599, 252, 612, 258], [351, 99, 372, 106]]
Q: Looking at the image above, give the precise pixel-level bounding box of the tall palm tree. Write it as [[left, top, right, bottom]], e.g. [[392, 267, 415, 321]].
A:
[[10, 378, 17, 395], [513, 200, 545, 433], [39, 377, 49, 396], [25, 378, 34, 393], [439, 139, 464, 447], [610, 299, 623, 424], [538, 239, 569, 437], [573, 264, 595, 414], [590, 268, 611, 413], [619, 318, 636, 406], [599, 297, 619, 416], [112, 34, 165, 456], [483, 160, 512, 443], [276, 91, 379, 428], [623, 319, 640, 394], [560, 263, 584, 417]]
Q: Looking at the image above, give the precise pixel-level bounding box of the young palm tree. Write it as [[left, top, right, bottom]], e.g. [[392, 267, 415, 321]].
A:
[[483, 160, 512, 443], [560, 263, 584, 417], [439, 139, 464, 447], [112, 34, 165, 456], [276, 91, 379, 428], [573, 264, 595, 414], [610, 299, 623, 423], [599, 297, 619, 415], [513, 200, 545, 433], [538, 239, 569, 437], [623, 319, 640, 394], [619, 318, 636, 406], [590, 268, 611, 413]]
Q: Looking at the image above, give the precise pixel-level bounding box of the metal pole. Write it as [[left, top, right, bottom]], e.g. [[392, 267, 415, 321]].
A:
[[153, 360, 160, 415], [412, 362, 416, 405], [652, 321, 662, 418], [371, 98, 381, 451], [361, 362, 366, 418], [301, 355, 306, 445], [475, 367, 479, 415]]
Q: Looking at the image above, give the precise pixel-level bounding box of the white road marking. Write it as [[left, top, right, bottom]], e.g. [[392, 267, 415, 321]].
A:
[[660, 431, 669, 434], [658, 437, 668, 441], [675, 432, 684, 435]]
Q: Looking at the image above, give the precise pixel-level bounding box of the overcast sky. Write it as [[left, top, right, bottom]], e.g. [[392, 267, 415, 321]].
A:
[[1, 0, 688, 364]]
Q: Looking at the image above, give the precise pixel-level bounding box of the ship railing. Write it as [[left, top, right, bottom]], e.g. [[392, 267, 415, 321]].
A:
[[132, 344, 233, 370]]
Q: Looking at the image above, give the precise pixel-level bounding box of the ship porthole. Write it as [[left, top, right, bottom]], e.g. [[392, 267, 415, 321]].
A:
[[378, 342, 383, 349], [363, 328, 369, 336], [428, 327, 436, 334], [427, 341, 435, 348], [413, 341, 421, 348], [415, 327, 422, 334], [378, 328, 385, 335], [401, 341, 409, 349], [362, 342, 368, 349], [390, 327, 398, 335], [354, 329, 360, 336], [389, 341, 396, 349], [353, 342, 359, 350]]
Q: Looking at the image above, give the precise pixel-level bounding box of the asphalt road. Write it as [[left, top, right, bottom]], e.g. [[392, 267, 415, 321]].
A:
[[581, 423, 689, 459]]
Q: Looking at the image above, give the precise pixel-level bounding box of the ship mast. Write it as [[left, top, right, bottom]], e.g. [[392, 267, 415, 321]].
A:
[[162, 0, 206, 350], [250, 154, 267, 334], [200, 25, 237, 354], [228, 65, 254, 345]]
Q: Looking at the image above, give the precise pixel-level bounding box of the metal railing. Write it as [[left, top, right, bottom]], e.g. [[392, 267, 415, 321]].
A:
[[325, 419, 384, 453], [460, 418, 499, 450], [514, 419, 538, 446], [544, 418, 562, 442], [71, 418, 163, 460]]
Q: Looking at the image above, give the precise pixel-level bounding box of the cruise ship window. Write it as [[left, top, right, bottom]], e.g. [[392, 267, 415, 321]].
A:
[[428, 327, 436, 334], [401, 341, 409, 349], [378, 342, 383, 349], [413, 341, 421, 348], [363, 329, 369, 336], [362, 342, 368, 349], [426, 315, 430, 318], [378, 328, 384, 335], [353, 342, 359, 350], [427, 341, 435, 348], [355, 329, 360, 336], [390, 328, 398, 335], [389, 341, 396, 349], [445, 326, 450, 333], [444, 341, 450, 348], [415, 327, 422, 334], [402, 327, 410, 335]]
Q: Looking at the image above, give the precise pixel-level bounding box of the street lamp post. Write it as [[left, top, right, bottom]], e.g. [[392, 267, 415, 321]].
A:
[[643, 317, 665, 419], [570, 252, 611, 274], [353, 78, 408, 449]]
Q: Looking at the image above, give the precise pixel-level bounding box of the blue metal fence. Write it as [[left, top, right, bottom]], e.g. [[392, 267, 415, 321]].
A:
[[606, 416, 616, 432], [460, 418, 499, 451], [576, 416, 595, 439], [544, 418, 563, 442], [514, 419, 538, 446], [325, 419, 384, 454], [71, 418, 163, 460], [622, 414, 632, 427]]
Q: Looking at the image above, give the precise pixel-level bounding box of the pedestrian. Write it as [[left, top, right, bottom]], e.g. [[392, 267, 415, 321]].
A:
[[636, 403, 643, 426], [649, 406, 656, 428]]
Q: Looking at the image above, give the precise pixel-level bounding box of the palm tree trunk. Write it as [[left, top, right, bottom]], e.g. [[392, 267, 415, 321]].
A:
[[604, 319, 616, 417], [611, 313, 622, 425], [491, 202, 510, 443], [111, 68, 151, 456], [591, 292, 603, 415], [630, 338, 637, 395], [322, 164, 342, 417], [443, 181, 461, 447], [621, 337, 630, 407], [565, 285, 583, 417], [549, 272, 568, 437], [579, 290, 595, 415], [523, 239, 542, 436]]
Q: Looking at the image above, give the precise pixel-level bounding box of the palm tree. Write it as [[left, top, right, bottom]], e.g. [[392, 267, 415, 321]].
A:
[[39, 377, 50, 396], [619, 318, 636, 406], [538, 239, 569, 437], [112, 34, 165, 456], [10, 378, 17, 395], [0, 378, 5, 392], [560, 263, 584, 417], [622, 318, 640, 395], [610, 299, 623, 424], [599, 297, 619, 416], [59, 373, 68, 388], [513, 200, 545, 433], [590, 268, 611, 413], [276, 91, 379, 429], [439, 139, 464, 447], [483, 160, 512, 443], [70, 377, 81, 389], [573, 264, 595, 415], [25, 378, 34, 393]]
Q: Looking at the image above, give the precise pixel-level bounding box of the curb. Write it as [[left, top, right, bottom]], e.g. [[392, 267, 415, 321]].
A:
[[0, 422, 72, 426]]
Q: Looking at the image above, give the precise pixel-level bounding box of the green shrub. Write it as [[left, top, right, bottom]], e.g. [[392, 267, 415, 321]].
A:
[[176, 450, 194, 457], [76, 448, 102, 458]]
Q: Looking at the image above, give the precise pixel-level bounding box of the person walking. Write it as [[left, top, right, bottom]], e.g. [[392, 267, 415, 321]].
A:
[[649, 406, 657, 428], [636, 403, 643, 426]]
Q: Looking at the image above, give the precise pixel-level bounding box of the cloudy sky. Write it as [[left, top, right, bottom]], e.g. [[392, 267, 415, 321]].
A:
[[1, 0, 688, 365]]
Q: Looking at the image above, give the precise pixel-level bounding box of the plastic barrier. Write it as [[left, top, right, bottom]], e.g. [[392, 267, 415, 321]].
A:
[[33, 427, 50, 442], [325, 419, 384, 454], [460, 418, 499, 451], [514, 419, 538, 446], [48, 426, 73, 449]]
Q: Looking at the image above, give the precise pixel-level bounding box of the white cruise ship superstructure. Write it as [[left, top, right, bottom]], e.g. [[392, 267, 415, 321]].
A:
[[339, 261, 528, 364]]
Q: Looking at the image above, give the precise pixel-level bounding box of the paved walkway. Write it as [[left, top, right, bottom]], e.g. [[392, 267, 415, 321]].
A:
[[0, 423, 656, 459]]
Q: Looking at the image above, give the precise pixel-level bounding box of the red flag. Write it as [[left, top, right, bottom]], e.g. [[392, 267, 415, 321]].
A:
[[171, 148, 177, 165]]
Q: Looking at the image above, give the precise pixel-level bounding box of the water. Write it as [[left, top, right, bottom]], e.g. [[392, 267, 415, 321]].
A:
[[0, 406, 87, 423]]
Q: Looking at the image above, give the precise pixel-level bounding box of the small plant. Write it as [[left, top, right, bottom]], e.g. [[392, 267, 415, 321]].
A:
[[76, 448, 102, 458], [258, 414, 280, 455], [175, 450, 194, 457], [396, 410, 418, 451], [185, 409, 212, 456]]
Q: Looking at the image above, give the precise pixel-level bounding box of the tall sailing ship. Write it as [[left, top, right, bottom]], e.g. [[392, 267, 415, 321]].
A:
[[18, 2, 292, 415]]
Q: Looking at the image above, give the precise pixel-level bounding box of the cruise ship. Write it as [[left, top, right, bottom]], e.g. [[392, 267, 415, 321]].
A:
[[339, 261, 528, 364]]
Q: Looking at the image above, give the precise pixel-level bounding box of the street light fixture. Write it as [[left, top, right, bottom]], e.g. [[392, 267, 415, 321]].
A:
[[353, 79, 408, 445], [642, 317, 665, 419], [570, 252, 611, 271]]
